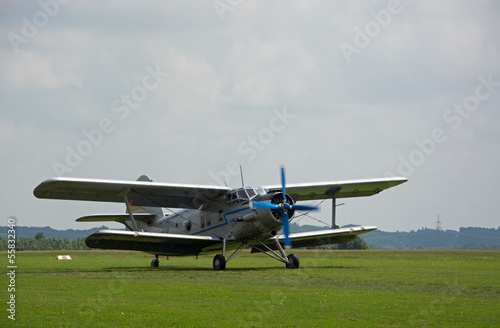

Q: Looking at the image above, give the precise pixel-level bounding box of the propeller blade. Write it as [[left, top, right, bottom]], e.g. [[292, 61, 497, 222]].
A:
[[282, 212, 291, 249], [280, 166, 286, 201], [280, 166, 292, 249], [251, 201, 280, 210], [291, 204, 319, 211]]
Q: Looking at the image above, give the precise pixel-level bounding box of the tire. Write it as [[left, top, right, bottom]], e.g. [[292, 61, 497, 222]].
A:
[[286, 254, 299, 269], [213, 254, 226, 271]]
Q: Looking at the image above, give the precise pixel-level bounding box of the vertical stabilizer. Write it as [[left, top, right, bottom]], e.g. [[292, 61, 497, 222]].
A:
[[126, 175, 164, 217]]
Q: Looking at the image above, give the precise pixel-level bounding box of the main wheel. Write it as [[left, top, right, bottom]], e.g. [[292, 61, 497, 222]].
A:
[[213, 254, 226, 271], [286, 254, 299, 269], [151, 258, 159, 268]]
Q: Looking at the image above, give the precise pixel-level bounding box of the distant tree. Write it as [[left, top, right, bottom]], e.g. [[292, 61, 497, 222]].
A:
[[0, 236, 90, 251], [306, 236, 370, 250], [337, 236, 371, 250], [34, 232, 45, 240]]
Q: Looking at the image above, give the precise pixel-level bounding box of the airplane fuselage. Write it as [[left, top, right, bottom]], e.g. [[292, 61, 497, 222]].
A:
[[134, 199, 285, 243]]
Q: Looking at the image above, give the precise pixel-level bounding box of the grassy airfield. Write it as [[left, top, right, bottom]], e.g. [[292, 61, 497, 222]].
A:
[[2, 250, 499, 327]]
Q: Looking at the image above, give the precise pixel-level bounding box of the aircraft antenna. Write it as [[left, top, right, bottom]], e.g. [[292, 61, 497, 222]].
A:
[[239, 165, 245, 187]]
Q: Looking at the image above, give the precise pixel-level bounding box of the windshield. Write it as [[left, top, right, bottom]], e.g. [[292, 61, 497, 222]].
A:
[[227, 187, 266, 205], [237, 188, 256, 199]]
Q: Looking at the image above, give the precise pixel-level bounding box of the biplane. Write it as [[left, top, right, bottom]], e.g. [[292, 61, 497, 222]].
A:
[[34, 167, 406, 270]]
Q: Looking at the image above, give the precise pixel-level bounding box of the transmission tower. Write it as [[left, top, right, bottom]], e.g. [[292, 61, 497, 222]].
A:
[[435, 215, 443, 248]]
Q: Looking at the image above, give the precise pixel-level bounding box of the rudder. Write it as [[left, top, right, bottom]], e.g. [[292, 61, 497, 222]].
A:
[[126, 175, 164, 216]]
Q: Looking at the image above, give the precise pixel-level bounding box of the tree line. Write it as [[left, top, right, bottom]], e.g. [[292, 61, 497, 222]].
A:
[[306, 236, 371, 250], [0, 232, 89, 251]]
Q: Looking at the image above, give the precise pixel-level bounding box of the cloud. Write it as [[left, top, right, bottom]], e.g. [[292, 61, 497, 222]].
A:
[[1, 50, 81, 90], [1, 0, 499, 231]]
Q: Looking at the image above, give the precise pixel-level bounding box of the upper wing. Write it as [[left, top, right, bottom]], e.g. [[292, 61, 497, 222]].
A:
[[85, 229, 222, 256], [34, 177, 231, 209], [264, 177, 407, 201], [252, 226, 376, 252]]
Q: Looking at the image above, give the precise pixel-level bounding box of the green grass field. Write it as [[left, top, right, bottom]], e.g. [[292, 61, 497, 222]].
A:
[[2, 250, 499, 327]]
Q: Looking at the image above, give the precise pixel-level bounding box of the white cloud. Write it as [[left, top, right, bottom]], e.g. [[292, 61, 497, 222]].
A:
[[1, 50, 81, 90], [1, 0, 499, 231]]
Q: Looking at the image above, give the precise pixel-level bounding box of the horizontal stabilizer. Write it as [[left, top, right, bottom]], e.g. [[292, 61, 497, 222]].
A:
[[76, 213, 156, 224]]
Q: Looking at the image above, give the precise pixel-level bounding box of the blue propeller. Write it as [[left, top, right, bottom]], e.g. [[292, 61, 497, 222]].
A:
[[252, 166, 318, 249]]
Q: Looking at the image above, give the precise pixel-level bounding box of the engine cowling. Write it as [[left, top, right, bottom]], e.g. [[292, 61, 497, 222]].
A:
[[268, 192, 295, 221], [249, 191, 297, 237]]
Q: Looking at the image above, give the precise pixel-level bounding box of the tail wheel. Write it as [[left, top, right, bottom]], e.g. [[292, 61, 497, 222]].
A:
[[213, 254, 226, 271], [286, 254, 299, 269]]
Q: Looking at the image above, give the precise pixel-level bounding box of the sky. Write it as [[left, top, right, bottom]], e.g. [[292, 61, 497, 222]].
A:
[[1, 0, 499, 232]]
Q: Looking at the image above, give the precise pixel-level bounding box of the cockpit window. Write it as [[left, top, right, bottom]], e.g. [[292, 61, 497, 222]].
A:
[[246, 188, 257, 198], [254, 187, 267, 196], [237, 189, 248, 199], [226, 187, 268, 205]]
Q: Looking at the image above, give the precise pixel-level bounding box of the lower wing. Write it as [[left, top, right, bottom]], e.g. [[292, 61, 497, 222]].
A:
[[84, 230, 222, 256], [252, 226, 376, 252], [84, 226, 375, 256]]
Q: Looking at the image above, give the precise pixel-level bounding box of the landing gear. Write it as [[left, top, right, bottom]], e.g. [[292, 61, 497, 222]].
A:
[[151, 255, 160, 268], [213, 254, 226, 271], [286, 254, 299, 269], [246, 239, 300, 269], [213, 238, 227, 271]]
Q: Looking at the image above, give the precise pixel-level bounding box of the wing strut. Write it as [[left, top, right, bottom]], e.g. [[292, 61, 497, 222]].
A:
[[327, 187, 341, 229], [121, 189, 139, 231]]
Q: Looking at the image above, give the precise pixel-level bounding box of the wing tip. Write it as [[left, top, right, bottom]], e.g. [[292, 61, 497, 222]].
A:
[[394, 176, 408, 183], [33, 177, 68, 198]]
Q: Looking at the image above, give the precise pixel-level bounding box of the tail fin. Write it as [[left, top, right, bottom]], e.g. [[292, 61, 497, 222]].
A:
[[127, 175, 164, 216]]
